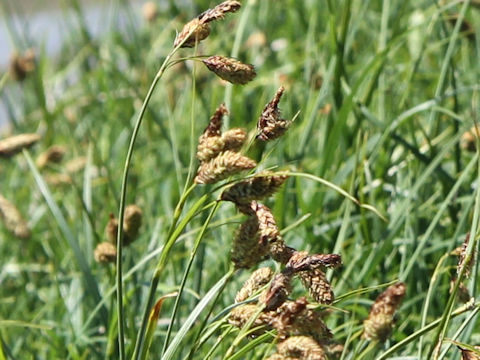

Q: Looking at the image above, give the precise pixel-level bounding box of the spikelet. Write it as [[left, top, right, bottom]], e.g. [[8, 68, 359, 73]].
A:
[[299, 268, 335, 305], [0, 194, 30, 239], [257, 86, 291, 141], [36, 145, 66, 168], [272, 297, 332, 343], [9, 49, 36, 81], [202, 56, 256, 85], [197, 136, 226, 162], [202, 103, 228, 137], [222, 128, 247, 152], [277, 336, 327, 360], [363, 282, 406, 342], [231, 215, 269, 269], [123, 204, 143, 245], [236, 267, 274, 302], [262, 272, 292, 311], [228, 304, 273, 335], [459, 345, 480, 360], [286, 251, 342, 273], [253, 202, 281, 245], [105, 214, 119, 244], [174, 1, 241, 48], [94, 242, 117, 264], [221, 172, 289, 204], [0, 133, 41, 158], [194, 151, 256, 184]]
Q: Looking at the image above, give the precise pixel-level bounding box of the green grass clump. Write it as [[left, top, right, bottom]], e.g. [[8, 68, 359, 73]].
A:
[[1, 0, 480, 359]]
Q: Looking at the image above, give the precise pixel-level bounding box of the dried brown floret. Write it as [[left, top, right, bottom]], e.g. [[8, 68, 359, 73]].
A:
[[231, 215, 269, 269], [9, 49, 36, 81], [221, 172, 289, 204], [236, 267, 274, 303], [0, 133, 41, 158], [299, 268, 335, 305], [277, 336, 327, 360], [257, 86, 291, 141], [262, 272, 292, 311], [228, 304, 273, 335], [94, 242, 117, 264], [36, 145, 66, 168], [123, 204, 143, 245], [194, 151, 256, 184], [286, 251, 342, 273], [203, 56, 256, 85], [459, 345, 480, 360], [203, 103, 228, 138], [363, 282, 406, 342], [0, 194, 30, 239], [272, 297, 332, 343]]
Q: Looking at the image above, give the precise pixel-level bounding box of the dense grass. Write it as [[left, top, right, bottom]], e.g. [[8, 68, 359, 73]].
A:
[[1, 0, 480, 359]]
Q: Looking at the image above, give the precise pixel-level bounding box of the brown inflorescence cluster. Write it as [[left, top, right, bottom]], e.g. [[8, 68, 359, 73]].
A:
[[94, 204, 143, 264], [257, 86, 292, 141]]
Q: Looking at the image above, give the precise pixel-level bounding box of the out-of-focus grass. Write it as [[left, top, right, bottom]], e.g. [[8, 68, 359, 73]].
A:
[[0, 0, 479, 359]]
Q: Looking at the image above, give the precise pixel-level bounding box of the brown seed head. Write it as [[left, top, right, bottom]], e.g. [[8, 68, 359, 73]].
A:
[[105, 214, 119, 244], [277, 336, 327, 360], [199, 0, 241, 23], [257, 86, 291, 141], [94, 242, 117, 264], [262, 272, 292, 311], [123, 204, 143, 245], [203, 103, 229, 138], [286, 251, 342, 273], [222, 128, 247, 152], [0, 133, 41, 158], [231, 215, 269, 269], [0, 194, 31, 239], [174, 18, 211, 48], [228, 304, 273, 335], [197, 136, 226, 162], [457, 233, 475, 278], [299, 268, 335, 305], [194, 151, 256, 184], [203, 56, 256, 85], [236, 267, 274, 302], [363, 282, 406, 342], [221, 172, 289, 204], [253, 202, 281, 245], [9, 49, 36, 81], [36, 145, 66, 168]]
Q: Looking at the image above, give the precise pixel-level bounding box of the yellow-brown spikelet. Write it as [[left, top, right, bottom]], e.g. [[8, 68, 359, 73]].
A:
[[174, 1, 241, 48], [197, 136, 226, 162], [262, 272, 292, 311], [277, 336, 327, 360], [272, 297, 332, 343], [363, 282, 406, 342], [222, 128, 247, 152], [65, 156, 87, 174], [231, 215, 269, 269], [105, 214, 119, 244], [299, 268, 335, 305], [235, 267, 274, 302], [9, 49, 36, 81], [194, 151, 256, 184], [36, 145, 66, 168], [286, 251, 342, 273], [203, 103, 228, 137], [253, 202, 281, 245], [228, 304, 273, 335], [257, 86, 291, 141], [94, 242, 117, 264], [0, 133, 41, 158], [0, 194, 30, 239], [220, 172, 289, 204], [459, 345, 480, 360], [123, 204, 143, 245], [174, 18, 211, 48], [202, 56, 256, 85]]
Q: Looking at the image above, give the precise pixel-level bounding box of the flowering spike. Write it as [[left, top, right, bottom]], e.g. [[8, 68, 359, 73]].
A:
[[0, 194, 30, 239], [299, 268, 335, 305], [257, 86, 291, 141], [203, 56, 256, 85], [94, 242, 117, 264], [0, 133, 41, 158], [235, 267, 274, 302], [194, 151, 256, 184]]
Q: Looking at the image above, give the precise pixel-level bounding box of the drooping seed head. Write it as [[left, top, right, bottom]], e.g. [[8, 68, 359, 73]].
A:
[[277, 336, 327, 360], [36, 145, 66, 168], [363, 282, 406, 342], [298, 268, 335, 305], [0, 194, 30, 239], [286, 251, 342, 273], [235, 267, 274, 303], [199, 0, 242, 23], [94, 242, 117, 264], [231, 215, 269, 269], [203, 56, 256, 85], [123, 204, 143, 245], [257, 86, 291, 141], [0, 133, 41, 158], [221, 172, 289, 204], [194, 151, 256, 184]]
